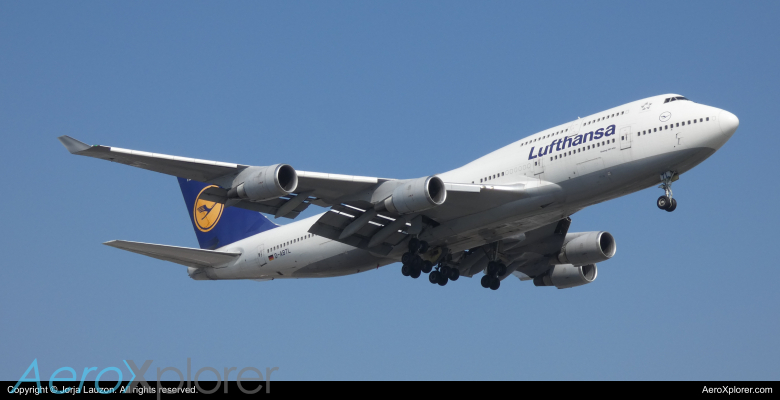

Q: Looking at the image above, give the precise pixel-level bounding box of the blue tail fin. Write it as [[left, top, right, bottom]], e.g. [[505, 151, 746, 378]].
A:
[[177, 177, 278, 250]]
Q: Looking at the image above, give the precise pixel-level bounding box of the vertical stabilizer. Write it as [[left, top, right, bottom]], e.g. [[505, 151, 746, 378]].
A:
[[177, 178, 278, 249]]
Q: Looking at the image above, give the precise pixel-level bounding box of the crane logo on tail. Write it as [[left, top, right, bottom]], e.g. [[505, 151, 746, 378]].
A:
[[194, 185, 224, 232]]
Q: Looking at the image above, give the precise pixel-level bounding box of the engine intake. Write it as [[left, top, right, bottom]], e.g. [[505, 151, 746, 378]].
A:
[[533, 264, 597, 289], [228, 164, 298, 202], [557, 231, 616, 265], [381, 176, 446, 215]]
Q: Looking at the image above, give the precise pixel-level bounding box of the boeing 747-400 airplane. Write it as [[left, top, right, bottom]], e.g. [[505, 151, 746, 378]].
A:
[[59, 94, 738, 290]]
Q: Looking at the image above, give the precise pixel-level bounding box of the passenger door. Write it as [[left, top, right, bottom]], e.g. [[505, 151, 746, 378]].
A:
[[257, 244, 267, 267], [619, 126, 632, 150], [533, 152, 544, 180]]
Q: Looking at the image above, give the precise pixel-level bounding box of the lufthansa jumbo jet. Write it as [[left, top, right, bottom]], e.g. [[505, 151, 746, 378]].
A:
[[59, 94, 738, 290]]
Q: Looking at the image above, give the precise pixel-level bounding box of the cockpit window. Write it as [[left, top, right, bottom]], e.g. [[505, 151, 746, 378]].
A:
[[664, 96, 690, 103]]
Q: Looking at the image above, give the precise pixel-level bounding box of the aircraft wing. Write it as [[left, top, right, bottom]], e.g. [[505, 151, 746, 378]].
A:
[[59, 136, 546, 237], [58, 136, 391, 218], [104, 240, 240, 268]]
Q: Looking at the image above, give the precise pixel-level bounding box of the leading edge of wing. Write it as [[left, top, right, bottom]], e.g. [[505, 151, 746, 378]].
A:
[[57, 135, 247, 184]]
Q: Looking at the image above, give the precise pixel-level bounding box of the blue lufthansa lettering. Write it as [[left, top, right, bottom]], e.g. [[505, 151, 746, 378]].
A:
[[582, 131, 594, 142], [527, 123, 615, 158]]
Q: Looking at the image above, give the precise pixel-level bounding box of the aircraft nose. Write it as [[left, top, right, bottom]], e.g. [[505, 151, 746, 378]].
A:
[[719, 110, 739, 138]]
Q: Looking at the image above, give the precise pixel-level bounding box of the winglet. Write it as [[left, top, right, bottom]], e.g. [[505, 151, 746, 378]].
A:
[[57, 135, 91, 154]]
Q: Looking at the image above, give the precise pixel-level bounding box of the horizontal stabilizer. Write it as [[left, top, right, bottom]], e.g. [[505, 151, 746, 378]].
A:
[[104, 240, 241, 268]]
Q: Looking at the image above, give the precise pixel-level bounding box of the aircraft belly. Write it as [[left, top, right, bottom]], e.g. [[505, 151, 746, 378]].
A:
[[562, 146, 714, 206], [291, 249, 390, 278]]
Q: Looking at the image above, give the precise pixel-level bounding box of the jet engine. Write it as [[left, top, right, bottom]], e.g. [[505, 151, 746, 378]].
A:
[[556, 231, 616, 265], [228, 164, 298, 202], [380, 176, 447, 214], [533, 264, 597, 289]]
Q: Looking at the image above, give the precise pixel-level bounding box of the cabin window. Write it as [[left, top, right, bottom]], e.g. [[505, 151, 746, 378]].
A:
[[676, 123, 679, 127], [706, 117, 709, 121]]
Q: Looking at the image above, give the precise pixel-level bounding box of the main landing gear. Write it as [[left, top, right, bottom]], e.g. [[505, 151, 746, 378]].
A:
[[429, 264, 459, 286], [480, 261, 505, 291], [479, 241, 505, 291], [400, 238, 432, 281], [400, 238, 459, 287], [656, 171, 678, 212]]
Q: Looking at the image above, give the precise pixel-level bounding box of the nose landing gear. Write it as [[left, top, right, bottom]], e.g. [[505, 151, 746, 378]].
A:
[[657, 171, 678, 212]]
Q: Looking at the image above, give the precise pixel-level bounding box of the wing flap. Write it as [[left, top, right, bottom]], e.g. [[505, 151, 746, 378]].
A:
[[307, 205, 405, 255], [104, 240, 241, 268]]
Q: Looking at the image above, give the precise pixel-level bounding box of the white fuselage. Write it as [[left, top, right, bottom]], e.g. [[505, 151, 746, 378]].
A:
[[189, 94, 737, 281]]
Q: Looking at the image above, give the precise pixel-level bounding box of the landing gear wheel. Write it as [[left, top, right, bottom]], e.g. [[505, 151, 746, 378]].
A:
[[429, 271, 440, 284], [410, 267, 421, 279], [487, 261, 498, 276], [421, 261, 433, 274], [480, 275, 491, 288], [657, 195, 671, 210], [412, 255, 423, 269], [489, 277, 500, 290], [419, 241, 430, 254], [496, 263, 507, 277], [666, 198, 677, 212], [401, 265, 411, 277], [401, 252, 412, 265], [448, 268, 460, 281], [408, 238, 420, 253], [437, 273, 448, 286]]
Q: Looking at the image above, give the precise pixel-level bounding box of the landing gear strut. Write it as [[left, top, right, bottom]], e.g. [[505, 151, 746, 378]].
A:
[[657, 171, 678, 212]]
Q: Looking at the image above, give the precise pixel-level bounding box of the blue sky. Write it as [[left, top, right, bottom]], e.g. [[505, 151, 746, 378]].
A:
[[1, 1, 778, 380]]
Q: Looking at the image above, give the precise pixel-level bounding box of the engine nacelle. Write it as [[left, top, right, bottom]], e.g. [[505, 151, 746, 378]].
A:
[[229, 164, 298, 202], [533, 264, 597, 289], [556, 231, 616, 265], [381, 176, 446, 214]]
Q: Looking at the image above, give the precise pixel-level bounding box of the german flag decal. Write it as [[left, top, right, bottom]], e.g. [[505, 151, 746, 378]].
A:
[[268, 255, 275, 261]]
